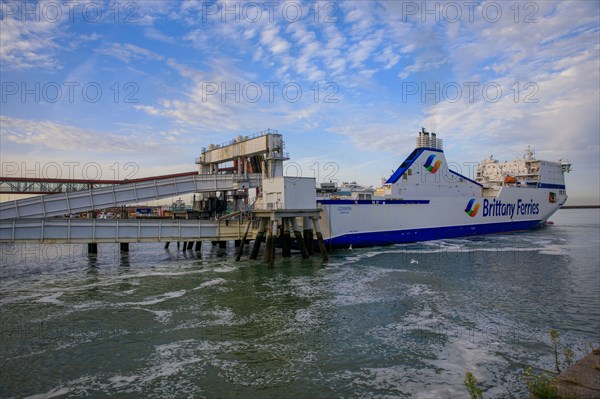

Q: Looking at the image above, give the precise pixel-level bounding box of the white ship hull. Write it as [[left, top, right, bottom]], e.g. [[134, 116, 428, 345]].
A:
[[319, 187, 561, 247], [315, 129, 570, 248]]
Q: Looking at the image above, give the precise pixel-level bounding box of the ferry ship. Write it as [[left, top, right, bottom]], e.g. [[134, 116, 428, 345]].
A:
[[317, 129, 571, 248]]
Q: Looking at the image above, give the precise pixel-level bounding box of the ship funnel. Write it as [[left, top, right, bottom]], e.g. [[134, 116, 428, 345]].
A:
[[417, 128, 430, 148], [416, 128, 443, 150]]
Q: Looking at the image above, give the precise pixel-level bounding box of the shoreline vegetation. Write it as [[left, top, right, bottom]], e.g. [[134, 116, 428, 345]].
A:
[[465, 329, 600, 399]]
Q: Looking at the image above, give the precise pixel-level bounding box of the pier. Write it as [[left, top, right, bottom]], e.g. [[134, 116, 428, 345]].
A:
[[0, 130, 327, 264]]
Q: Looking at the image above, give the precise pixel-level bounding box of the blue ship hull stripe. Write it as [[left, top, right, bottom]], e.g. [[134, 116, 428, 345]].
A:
[[324, 219, 543, 248]]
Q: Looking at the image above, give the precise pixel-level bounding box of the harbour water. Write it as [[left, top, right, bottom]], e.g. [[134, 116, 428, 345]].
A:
[[1, 209, 598, 398]]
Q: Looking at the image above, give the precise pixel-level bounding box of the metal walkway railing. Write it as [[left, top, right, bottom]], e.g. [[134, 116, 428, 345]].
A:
[[0, 218, 254, 243]]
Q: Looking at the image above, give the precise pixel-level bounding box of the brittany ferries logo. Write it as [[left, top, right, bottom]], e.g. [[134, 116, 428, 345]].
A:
[[465, 198, 540, 218], [423, 154, 442, 174], [464, 198, 480, 217]]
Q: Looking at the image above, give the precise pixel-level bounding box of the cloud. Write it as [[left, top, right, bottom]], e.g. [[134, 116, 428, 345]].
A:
[[133, 57, 332, 133], [144, 27, 176, 44], [260, 26, 291, 55], [0, 15, 63, 70], [96, 43, 165, 64], [0, 116, 163, 153]]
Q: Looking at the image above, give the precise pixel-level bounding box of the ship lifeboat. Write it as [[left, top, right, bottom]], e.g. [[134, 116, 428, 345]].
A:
[[504, 175, 517, 184]]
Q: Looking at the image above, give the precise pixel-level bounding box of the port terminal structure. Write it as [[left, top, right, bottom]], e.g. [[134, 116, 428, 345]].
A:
[[0, 129, 327, 266]]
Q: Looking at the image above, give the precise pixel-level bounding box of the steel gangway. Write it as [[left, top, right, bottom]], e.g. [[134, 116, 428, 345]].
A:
[[0, 218, 254, 243], [0, 173, 261, 221]]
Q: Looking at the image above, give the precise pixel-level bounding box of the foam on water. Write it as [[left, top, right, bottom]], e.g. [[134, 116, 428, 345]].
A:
[[2, 210, 599, 398], [36, 292, 65, 305], [193, 278, 227, 290], [23, 387, 71, 399], [120, 289, 187, 306]]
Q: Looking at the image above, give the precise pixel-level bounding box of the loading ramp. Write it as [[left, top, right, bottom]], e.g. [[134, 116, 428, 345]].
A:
[[0, 173, 261, 220]]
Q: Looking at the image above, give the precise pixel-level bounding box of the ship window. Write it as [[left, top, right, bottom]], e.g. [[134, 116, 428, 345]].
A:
[[407, 148, 420, 160], [399, 149, 421, 168]]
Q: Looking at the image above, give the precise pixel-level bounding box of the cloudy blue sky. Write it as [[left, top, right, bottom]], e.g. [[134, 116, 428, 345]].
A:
[[1, 0, 599, 205]]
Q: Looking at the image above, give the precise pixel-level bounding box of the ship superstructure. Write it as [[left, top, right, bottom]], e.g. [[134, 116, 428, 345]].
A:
[[317, 128, 570, 247]]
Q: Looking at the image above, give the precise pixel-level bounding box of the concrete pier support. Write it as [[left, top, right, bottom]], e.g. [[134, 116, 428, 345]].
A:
[[194, 241, 202, 252], [250, 218, 267, 260], [311, 217, 328, 261], [164, 242, 170, 249], [87, 210, 97, 254], [182, 241, 187, 250], [290, 218, 309, 259], [177, 242, 180, 249], [218, 241, 227, 249], [87, 243, 98, 254], [187, 241, 194, 250], [235, 220, 253, 261], [303, 217, 314, 255], [119, 208, 130, 253], [282, 218, 291, 258]]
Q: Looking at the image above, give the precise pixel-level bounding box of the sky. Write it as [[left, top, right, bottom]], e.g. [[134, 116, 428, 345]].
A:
[[1, 0, 599, 205]]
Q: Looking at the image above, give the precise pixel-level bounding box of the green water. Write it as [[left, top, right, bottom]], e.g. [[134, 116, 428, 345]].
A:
[[1, 209, 599, 398]]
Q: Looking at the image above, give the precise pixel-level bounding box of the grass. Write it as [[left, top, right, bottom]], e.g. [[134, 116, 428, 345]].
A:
[[521, 367, 560, 399], [464, 372, 484, 399]]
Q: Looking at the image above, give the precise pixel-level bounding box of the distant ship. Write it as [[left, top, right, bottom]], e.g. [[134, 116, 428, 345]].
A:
[[317, 128, 571, 248]]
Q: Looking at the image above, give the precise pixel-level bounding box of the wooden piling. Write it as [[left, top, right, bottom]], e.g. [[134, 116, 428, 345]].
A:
[[303, 217, 314, 255], [177, 241, 180, 249], [311, 217, 328, 261], [187, 241, 194, 250], [290, 218, 309, 259], [194, 241, 202, 252], [282, 218, 291, 258], [267, 220, 277, 267], [235, 220, 253, 261], [250, 218, 267, 260], [164, 242, 170, 249], [120, 242, 129, 252], [264, 222, 273, 264]]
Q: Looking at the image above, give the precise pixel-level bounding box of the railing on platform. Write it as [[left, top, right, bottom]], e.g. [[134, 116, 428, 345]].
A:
[[0, 218, 254, 243], [0, 173, 262, 220]]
